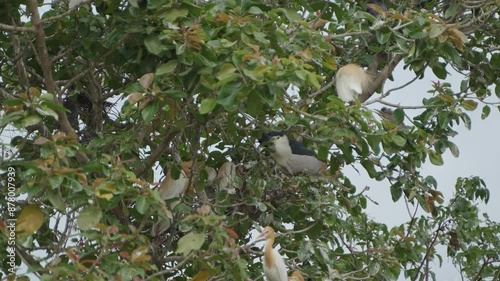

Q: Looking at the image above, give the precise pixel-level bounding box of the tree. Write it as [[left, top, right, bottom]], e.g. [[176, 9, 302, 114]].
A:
[[0, 0, 499, 280]]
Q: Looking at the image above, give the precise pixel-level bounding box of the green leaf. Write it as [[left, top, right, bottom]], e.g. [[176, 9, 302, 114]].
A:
[[282, 8, 302, 22], [307, 72, 321, 90], [460, 79, 468, 92], [444, 3, 459, 18], [249, 6, 263, 14], [21, 115, 41, 127], [447, 141, 460, 158], [361, 159, 377, 178], [429, 24, 447, 38], [430, 62, 447, 79], [48, 175, 64, 189], [391, 135, 406, 147], [284, 113, 299, 126], [376, 30, 392, 44], [156, 60, 178, 76], [47, 189, 65, 212], [136, 196, 149, 214], [217, 82, 242, 112], [36, 105, 58, 119], [246, 91, 263, 117], [128, 0, 139, 7], [429, 150, 444, 166], [77, 206, 102, 231], [437, 111, 452, 129], [125, 82, 143, 94], [175, 232, 205, 256], [390, 183, 403, 202], [162, 8, 188, 22], [216, 63, 237, 80], [481, 105, 490, 119], [199, 98, 218, 114], [393, 108, 405, 124], [40, 93, 54, 101], [141, 102, 160, 123], [144, 35, 165, 55]]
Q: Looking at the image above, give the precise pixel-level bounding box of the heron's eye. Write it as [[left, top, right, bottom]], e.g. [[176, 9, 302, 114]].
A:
[[276, 136, 280, 139]]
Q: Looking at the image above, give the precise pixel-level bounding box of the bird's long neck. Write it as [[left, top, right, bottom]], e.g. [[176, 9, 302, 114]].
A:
[[264, 236, 275, 268]]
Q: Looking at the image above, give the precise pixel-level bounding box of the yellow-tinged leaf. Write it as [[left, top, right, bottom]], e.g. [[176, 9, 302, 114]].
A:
[[95, 181, 118, 200], [29, 87, 41, 98], [34, 136, 50, 145], [56, 146, 66, 158], [175, 232, 205, 256], [16, 205, 45, 236], [92, 178, 107, 189], [94, 223, 107, 232], [131, 247, 151, 263], [462, 100, 478, 111], [182, 214, 201, 221], [313, 19, 329, 30], [437, 94, 455, 103], [216, 63, 237, 80], [76, 173, 88, 185], [190, 270, 210, 281], [438, 34, 448, 43], [448, 27, 468, 43], [366, 3, 385, 15], [127, 178, 149, 186], [19, 92, 29, 101], [296, 49, 312, 60], [128, 92, 143, 105], [95, 190, 114, 200], [428, 13, 444, 23], [393, 13, 407, 21]]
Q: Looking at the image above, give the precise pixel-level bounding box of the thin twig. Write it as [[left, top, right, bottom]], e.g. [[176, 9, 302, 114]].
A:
[[145, 253, 195, 280], [40, 0, 95, 24]]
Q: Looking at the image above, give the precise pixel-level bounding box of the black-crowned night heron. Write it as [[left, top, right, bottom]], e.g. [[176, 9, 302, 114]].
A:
[[335, 64, 373, 102], [259, 132, 326, 176]]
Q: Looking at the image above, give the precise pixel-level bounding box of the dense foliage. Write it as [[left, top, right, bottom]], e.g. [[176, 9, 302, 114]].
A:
[[1, 0, 499, 280]]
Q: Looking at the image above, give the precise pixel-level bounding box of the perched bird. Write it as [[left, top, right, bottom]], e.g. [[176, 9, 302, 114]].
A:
[[259, 132, 326, 176], [158, 161, 192, 208], [375, 107, 398, 126], [335, 64, 373, 102], [258, 226, 288, 281], [217, 161, 238, 194], [288, 271, 304, 281]]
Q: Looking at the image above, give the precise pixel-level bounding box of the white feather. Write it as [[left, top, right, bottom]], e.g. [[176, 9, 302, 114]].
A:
[[335, 64, 372, 102], [263, 248, 288, 281]]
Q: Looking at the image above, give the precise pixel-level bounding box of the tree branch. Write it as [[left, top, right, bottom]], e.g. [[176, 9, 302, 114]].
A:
[[40, 0, 95, 24], [28, 0, 89, 164], [412, 222, 444, 281], [360, 54, 405, 103], [0, 23, 35, 32], [136, 130, 180, 178]]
